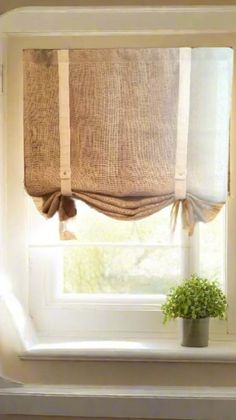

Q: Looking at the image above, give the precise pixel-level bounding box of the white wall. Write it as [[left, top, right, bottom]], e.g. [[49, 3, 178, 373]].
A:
[[1, 4, 236, 420]]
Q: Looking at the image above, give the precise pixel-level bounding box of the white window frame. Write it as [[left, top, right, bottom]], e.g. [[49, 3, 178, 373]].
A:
[[1, 6, 236, 349]]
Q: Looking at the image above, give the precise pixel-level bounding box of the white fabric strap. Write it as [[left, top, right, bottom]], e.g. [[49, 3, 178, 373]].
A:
[[58, 49, 72, 196], [174, 48, 192, 200]]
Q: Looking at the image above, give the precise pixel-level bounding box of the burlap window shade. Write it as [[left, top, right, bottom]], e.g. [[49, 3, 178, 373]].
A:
[[23, 48, 233, 238]]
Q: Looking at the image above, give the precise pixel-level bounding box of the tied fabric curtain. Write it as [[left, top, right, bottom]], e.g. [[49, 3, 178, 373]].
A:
[[23, 48, 233, 237]]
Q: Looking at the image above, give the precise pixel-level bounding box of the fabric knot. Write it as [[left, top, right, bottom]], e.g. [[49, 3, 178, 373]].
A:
[[171, 195, 223, 236], [42, 192, 77, 221]]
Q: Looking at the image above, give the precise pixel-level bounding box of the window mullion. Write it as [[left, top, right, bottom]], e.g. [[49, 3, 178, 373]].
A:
[[181, 223, 200, 278]]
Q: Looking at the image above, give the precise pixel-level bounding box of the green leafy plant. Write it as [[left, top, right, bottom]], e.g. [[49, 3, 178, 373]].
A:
[[161, 274, 227, 324]]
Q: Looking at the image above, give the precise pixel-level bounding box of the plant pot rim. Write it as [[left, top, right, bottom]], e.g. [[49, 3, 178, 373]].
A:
[[180, 317, 210, 321]]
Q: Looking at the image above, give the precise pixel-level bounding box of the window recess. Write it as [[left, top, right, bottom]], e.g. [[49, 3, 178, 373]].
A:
[[2, 7, 236, 344]]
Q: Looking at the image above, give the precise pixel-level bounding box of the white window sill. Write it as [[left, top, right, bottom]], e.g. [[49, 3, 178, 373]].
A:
[[20, 337, 236, 363]]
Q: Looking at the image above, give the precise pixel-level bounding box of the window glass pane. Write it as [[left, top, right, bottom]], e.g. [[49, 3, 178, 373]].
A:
[[64, 245, 184, 295], [198, 208, 226, 289], [60, 202, 184, 295]]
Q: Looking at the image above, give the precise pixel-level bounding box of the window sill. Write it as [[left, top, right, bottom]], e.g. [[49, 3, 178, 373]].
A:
[[20, 337, 236, 363]]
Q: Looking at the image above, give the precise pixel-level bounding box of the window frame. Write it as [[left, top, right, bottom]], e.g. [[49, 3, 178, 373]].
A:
[[2, 6, 236, 344]]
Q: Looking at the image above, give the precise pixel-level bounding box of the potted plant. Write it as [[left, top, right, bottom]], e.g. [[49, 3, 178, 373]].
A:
[[161, 274, 227, 347]]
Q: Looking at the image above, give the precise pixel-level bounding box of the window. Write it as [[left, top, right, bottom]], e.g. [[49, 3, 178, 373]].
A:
[[7, 48, 231, 340], [3, 10, 236, 344]]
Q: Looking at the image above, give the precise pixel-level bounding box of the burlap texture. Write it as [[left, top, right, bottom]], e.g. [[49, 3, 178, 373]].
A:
[[23, 48, 222, 233]]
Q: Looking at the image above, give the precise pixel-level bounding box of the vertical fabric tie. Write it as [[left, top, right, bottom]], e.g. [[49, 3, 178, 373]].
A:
[[174, 48, 191, 200], [58, 50, 76, 240], [172, 48, 192, 232], [58, 49, 72, 197]]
